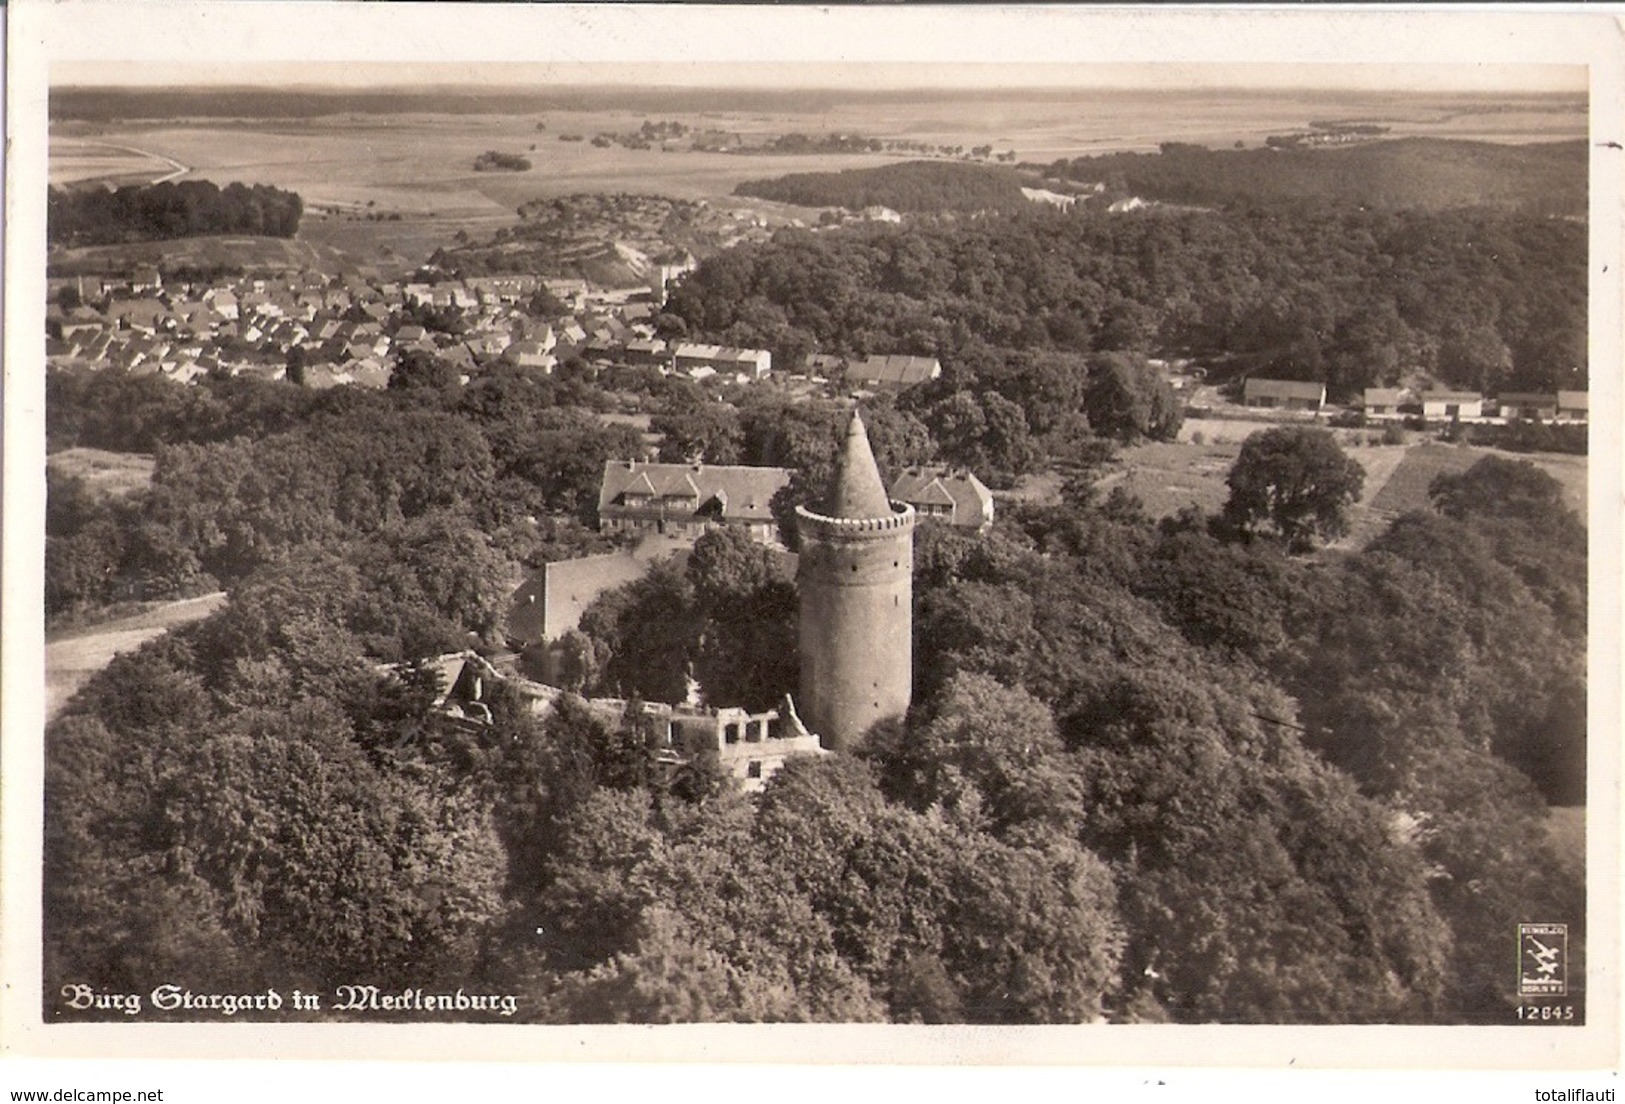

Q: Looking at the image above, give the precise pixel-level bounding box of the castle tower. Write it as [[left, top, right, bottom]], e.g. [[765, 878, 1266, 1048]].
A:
[[796, 410, 916, 751]]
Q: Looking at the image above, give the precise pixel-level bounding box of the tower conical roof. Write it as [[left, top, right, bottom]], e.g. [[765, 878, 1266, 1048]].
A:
[[823, 409, 893, 519]]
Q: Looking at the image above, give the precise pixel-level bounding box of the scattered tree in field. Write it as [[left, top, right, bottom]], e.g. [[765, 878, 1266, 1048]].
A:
[[1220, 427, 1365, 552], [474, 151, 532, 173]]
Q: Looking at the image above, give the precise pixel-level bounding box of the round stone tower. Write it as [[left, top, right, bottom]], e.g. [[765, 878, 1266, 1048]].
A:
[[796, 410, 916, 751]]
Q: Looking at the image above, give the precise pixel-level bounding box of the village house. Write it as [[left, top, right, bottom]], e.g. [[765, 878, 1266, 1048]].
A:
[[505, 337, 556, 372], [1556, 390, 1589, 423], [544, 278, 590, 311], [1362, 388, 1403, 419], [1243, 378, 1326, 413], [206, 289, 239, 321], [888, 468, 995, 530], [671, 342, 772, 379], [1420, 389, 1484, 421], [624, 338, 669, 368], [597, 460, 792, 544], [1498, 392, 1559, 422]]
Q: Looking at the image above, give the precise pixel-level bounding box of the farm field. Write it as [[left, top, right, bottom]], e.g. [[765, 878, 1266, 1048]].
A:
[[1111, 429, 1587, 550], [51, 114, 898, 211], [50, 137, 181, 187], [1368, 442, 1588, 522], [45, 592, 227, 721], [46, 448, 156, 498], [49, 88, 1587, 187]]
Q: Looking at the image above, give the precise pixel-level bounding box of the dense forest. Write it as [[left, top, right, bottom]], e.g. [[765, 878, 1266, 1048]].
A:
[[48, 180, 304, 248], [736, 161, 1034, 214], [45, 352, 1584, 1023], [1048, 139, 1587, 216], [729, 139, 1584, 217], [661, 206, 1586, 398]]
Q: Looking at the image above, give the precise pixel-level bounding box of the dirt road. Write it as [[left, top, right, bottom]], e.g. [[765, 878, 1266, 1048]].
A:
[[45, 592, 226, 721]]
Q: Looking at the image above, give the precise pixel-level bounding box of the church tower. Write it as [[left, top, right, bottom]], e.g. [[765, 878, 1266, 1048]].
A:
[[796, 410, 916, 751]]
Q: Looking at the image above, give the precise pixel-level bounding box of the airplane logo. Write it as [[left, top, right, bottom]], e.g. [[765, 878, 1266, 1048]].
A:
[[1519, 924, 1568, 996]]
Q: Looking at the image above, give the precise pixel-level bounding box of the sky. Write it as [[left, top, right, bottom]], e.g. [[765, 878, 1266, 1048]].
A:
[[53, 61, 1587, 94]]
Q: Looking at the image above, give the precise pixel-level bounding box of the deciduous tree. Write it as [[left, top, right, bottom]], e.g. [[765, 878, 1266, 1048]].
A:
[[1220, 427, 1365, 551]]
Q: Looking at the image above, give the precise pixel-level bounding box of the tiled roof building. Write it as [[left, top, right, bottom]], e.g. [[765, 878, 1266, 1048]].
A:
[[844, 354, 941, 389], [597, 461, 793, 544], [888, 468, 994, 530]]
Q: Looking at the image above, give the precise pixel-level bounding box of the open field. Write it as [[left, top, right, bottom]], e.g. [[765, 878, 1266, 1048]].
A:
[[47, 448, 156, 498], [50, 138, 183, 187], [1367, 442, 1588, 523], [1108, 437, 1242, 519], [53, 114, 897, 210], [1113, 428, 1587, 550], [45, 592, 227, 721]]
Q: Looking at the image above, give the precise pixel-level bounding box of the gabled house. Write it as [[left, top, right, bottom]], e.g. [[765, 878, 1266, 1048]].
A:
[[108, 298, 167, 334], [207, 290, 240, 321], [888, 468, 995, 531], [597, 460, 793, 544], [506, 339, 555, 371]]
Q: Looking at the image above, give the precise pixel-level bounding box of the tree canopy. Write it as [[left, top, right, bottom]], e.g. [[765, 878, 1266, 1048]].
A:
[[1220, 427, 1366, 552], [49, 180, 304, 247]]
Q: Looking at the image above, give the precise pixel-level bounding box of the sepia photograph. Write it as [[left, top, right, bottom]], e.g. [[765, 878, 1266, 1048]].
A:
[[3, 1, 1620, 1084]]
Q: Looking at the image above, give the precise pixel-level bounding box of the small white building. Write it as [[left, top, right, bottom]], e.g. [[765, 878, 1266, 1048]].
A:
[[1420, 390, 1484, 421], [1556, 390, 1589, 423]]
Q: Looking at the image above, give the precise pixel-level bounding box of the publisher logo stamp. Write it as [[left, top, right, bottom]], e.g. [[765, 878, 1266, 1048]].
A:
[[1519, 923, 1568, 997]]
